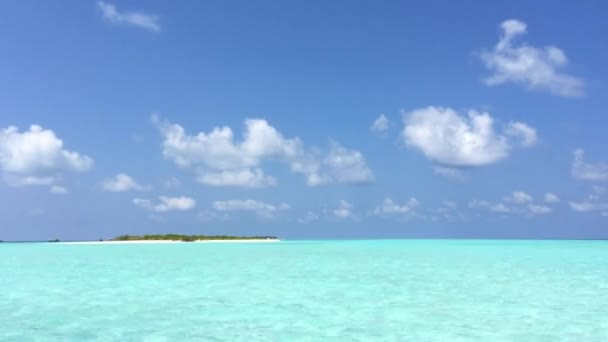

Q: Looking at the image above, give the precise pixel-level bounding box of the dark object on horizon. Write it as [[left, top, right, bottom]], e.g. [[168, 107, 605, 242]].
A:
[[48, 239, 60, 243], [112, 234, 278, 241]]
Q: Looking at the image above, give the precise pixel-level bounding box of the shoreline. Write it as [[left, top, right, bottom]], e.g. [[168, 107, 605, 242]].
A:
[[57, 239, 280, 245]]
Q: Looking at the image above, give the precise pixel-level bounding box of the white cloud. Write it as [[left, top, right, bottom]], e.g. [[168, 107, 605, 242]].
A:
[[528, 204, 552, 214], [212, 199, 289, 218], [572, 149, 608, 182], [8, 176, 55, 186], [102, 173, 148, 192], [333, 200, 354, 219], [97, 1, 160, 32], [156, 116, 299, 187], [374, 198, 419, 216], [504, 191, 534, 204], [0, 125, 93, 186], [471, 194, 554, 216], [433, 166, 467, 182], [544, 192, 560, 203], [50, 185, 68, 194], [469, 200, 511, 213], [505, 122, 538, 147], [592, 185, 606, 194], [156, 116, 300, 169], [370, 114, 389, 134], [569, 201, 608, 213], [480, 19, 584, 97], [402, 106, 535, 166], [315, 143, 374, 186], [155, 116, 373, 188], [133, 196, 195, 212], [197, 168, 276, 188]]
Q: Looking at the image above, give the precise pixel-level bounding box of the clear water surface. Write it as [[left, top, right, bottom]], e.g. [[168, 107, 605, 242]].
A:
[[2, 240, 608, 341]]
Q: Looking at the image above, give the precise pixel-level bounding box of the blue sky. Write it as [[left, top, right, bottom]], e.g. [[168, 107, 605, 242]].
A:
[[1, 1, 608, 240]]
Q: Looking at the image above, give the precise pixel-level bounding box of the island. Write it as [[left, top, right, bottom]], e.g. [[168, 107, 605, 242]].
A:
[[111, 234, 279, 242], [51, 234, 280, 245]]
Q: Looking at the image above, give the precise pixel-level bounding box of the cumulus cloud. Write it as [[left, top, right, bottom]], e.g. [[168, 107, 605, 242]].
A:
[[314, 143, 374, 186], [198, 168, 277, 188], [50, 185, 68, 194], [97, 1, 160, 32], [479, 19, 584, 97], [333, 200, 354, 219], [155, 116, 298, 187], [544, 192, 560, 203], [505, 122, 538, 147], [133, 196, 195, 212], [433, 166, 467, 182], [373, 198, 419, 216], [469, 200, 510, 213], [569, 201, 608, 213], [102, 173, 148, 192], [370, 114, 389, 135], [471, 195, 554, 216], [155, 116, 373, 188], [212, 199, 289, 218], [402, 106, 536, 166], [0, 125, 93, 186], [572, 149, 608, 182], [528, 204, 552, 214], [504, 191, 534, 204]]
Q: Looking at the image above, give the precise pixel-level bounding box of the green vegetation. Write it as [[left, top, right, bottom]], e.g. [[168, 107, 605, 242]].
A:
[[111, 234, 278, 242]]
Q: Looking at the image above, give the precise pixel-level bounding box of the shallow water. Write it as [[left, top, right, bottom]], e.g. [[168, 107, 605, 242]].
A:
[[2, 240, 608, 341]]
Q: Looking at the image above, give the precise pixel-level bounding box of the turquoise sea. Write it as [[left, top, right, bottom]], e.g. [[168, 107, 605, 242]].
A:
[[2, 240, 608, 341]]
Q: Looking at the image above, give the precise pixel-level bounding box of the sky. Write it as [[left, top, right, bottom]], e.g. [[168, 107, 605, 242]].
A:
[[1, 1, 608, 241]]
